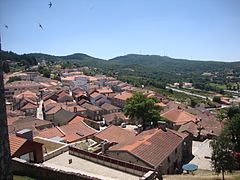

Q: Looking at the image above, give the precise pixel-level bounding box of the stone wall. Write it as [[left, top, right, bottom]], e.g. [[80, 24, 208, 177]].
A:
[[12, 157, 101, 180]]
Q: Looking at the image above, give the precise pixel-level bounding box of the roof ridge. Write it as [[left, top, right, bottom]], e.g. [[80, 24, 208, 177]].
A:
[[167, 128, 186, 139], [56, 126, 66, 136], [81, 120, 98, 132], [95, 124, 115, 136]]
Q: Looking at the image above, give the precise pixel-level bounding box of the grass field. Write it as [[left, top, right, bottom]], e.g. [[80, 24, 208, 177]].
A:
[[14, 175, 36, 180], [163, 170, 240, 180]]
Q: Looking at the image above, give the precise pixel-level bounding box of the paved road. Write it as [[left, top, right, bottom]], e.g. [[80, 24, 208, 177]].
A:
[[166, 87, 212, 100]]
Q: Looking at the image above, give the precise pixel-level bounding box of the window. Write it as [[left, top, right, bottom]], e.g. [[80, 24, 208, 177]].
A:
[[175, 149, 178, 154], [20, 152, 34, 162], [168, 157, 170, 163]]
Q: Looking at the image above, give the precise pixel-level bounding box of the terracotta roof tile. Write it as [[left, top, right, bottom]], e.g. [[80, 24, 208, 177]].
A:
[[114, 92, 133, 101], [38, 127, 65, 139], [21, 102, 37, 110], [90, 92, 102, 99], [38, 121, 97, 143], [161, 109, 197, 125], [68, 116, 85, 124], [81, 103, 103, 111], [96, 126, 186, 167], [101, 103, 120, 111], [9, 135, 27, 155]]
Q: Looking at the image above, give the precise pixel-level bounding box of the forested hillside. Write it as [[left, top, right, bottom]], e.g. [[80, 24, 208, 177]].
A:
[[2, 51, 240, 92]]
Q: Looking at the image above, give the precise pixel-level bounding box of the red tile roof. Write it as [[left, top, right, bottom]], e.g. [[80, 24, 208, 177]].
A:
[[21, 102, 37, 110], [95, 125, 186, 167], [96, 87, 113, 94], [38, 127, 65, 139], [37, 121, 97, 143], [90, 92, 102, 99], [95, 125, 136, 146], [101, 103, 120, 111], [161, 109, 197, 125], [114, 92, 133, 101], [127, 129, 185, 167], [68, 116, 85, 124], [9, 135, 27, 155]]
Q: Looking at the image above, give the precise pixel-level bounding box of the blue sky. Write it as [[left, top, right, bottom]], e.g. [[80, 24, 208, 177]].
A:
[[0, 0, 240, 61]]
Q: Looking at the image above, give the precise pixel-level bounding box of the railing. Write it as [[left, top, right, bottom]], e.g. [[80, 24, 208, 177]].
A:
[[69, 146, 154, 173]]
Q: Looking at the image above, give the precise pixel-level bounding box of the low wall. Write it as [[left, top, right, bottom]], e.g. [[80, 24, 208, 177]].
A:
[[140, 171, 156, 180], [44, 145, 69, 161], [12, 157, 101, 180], [69, 146, 154, 177]]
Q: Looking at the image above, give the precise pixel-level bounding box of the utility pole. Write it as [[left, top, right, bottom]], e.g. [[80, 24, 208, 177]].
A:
[[0, 35, 13, 180]]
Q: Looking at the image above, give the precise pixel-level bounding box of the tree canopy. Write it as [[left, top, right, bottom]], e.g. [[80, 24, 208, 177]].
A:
[[124, 92, 164, 130], [210, 134, 236, 180]]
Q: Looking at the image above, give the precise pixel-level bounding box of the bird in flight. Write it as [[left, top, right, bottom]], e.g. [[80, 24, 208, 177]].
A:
[[4, 24, 8, 29], [38, 23, 43, 29], [49, 2, 52, 8]]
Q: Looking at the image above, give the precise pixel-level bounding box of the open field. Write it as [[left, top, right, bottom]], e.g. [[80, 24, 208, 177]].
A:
[[14, 175, 36, 180], [163, 170, 240, 180]]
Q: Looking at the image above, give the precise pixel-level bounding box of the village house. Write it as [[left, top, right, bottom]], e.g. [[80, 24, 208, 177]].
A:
[[8, 116, 53, 136], [81, 103, 104, 121], [104, 80, 121, 87], [100, 103, 121, 114], [161, 109, 198, 130], [93, 124, 192, 176], [68, 115, 100, 130], [111, 91, 133, 108], [5, 81, 44, 101], [115, 82, 130, 92], [96, 86, 113, 96], [62, 71, 83, 77], [102, 112, 128, 126], [45, 108, 76, 126], [89, 92, 107, 106], [9, 133, 44, 163], [37, 121, 97, 143]]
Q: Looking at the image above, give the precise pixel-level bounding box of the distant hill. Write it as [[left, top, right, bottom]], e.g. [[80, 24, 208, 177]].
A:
[[109, 54, 240, 74], [3, 50, 240, 85]]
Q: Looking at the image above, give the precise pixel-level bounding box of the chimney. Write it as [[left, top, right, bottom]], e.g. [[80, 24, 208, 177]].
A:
[[157, 121, 167, 131], [16, 129, 33, 140], [101, 139, 110, 154], [135, 125, 142, 135], [74, 107, 77, 113]]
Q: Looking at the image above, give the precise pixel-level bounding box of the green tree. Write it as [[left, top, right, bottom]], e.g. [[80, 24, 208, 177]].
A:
[[124, 92, 163, 130], [227, 106, 240, 120], [225, 113, 240, 152], [2, 61, 10, 73], [213, 96, 221, 103], [7, 76, 21, 83], [190, 98, 197, 108], [216, 109, 228, 128], [210, 134, 236, 180]]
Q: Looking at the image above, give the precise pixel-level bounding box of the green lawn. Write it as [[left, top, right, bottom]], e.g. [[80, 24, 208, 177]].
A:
[[14, 175, 36, 180]]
